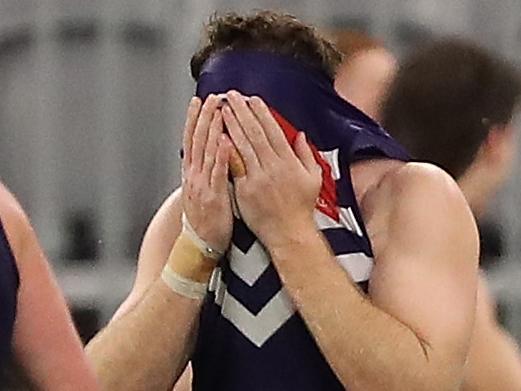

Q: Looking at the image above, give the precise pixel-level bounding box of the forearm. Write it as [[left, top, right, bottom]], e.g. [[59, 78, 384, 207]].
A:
[[270, 233, 458, 391], [463, 328, 521, 390], [86, 279, 201, 391]]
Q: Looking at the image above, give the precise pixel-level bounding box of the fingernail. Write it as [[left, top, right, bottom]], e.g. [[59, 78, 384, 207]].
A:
[[216, 94, 228, 108], [228, 90, 239, 98]]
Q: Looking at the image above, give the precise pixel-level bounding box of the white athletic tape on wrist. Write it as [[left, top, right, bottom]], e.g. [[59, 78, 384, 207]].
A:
[[161, 263, 208, 300], [182, 213, 224, 260]]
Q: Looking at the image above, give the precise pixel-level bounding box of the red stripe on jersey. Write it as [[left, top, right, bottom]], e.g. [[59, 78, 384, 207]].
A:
[[270, 109, 340, 222]]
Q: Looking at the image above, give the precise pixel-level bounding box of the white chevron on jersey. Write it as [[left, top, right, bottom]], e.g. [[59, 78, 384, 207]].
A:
[[209, 267, 295, 348], [337, 252, 374, 282], [313, 209, 343, 230], [339, 207, 364, 237], [209, 242, 374, 347], [314, 207, 363, 237], [318, 148, 341, 180], [229, 241, 270, 286]]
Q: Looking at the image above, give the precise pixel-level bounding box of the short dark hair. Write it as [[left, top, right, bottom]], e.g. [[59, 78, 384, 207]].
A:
[[382, 38, 521, 178], [190, 10, 342, 81]]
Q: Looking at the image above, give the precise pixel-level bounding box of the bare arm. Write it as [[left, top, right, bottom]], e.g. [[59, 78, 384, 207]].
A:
[[222, 93, 480, 390], [86, 95, 233, 390], [0, 186, 99, 390], [85, 189, 204, 391], [463, 276, 521, 390], [268, 167, 478, 390], [85, 274, 202, 390]]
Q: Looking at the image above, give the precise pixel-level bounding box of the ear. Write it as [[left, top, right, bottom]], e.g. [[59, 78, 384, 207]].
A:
[[481, 124, 515, 165]]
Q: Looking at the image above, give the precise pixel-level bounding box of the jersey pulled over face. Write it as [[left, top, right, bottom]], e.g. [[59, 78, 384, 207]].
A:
[[192, 50, 409, 390]]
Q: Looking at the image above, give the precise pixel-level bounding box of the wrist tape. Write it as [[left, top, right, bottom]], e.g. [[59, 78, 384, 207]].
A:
[[181, 213, 224, 260], [161, 214, 223, 299]]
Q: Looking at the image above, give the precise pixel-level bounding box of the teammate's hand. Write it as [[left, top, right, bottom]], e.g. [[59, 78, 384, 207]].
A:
[[182, 95, 234, 253], [222, 90, 322, 249]]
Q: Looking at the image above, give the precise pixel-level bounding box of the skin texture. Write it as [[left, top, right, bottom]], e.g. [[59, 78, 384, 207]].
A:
[[89, 92, 479, 390], [85, 95, 234, 391], [334, 48, 397, 122], [0, 184, 99, 390]]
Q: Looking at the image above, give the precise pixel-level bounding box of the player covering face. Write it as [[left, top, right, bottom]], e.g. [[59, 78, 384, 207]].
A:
[[86, 11, 479, 391]]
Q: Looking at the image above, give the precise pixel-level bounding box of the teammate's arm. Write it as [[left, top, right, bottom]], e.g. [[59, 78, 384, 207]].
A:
[[222, 92, 479, 390], [85, 95, 233, 391], [463, 276, 521, 390], [0, 186, 99, 390]]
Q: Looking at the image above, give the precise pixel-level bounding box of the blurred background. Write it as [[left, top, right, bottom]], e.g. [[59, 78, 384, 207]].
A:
[[0, 0, 520, 349]]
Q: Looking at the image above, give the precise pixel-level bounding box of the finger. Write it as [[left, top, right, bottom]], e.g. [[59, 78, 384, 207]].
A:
[[226, 90, 277, 164], [182, 97, 202, 174], [294, 132, 319, 172], [191, 94, 220, 172], [210, 134, 232, 192], [222, 104, 261, 172], [229, 145, 247, 178], [202, 110, 223, 178], [248, 96, 294, 158]]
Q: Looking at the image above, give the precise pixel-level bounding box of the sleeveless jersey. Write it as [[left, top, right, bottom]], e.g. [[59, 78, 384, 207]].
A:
[[192, 51, 409, 390], [0, 219, 19, 365]]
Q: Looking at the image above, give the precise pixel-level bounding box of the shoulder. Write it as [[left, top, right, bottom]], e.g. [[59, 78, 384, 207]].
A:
[[363, 161, 479, 263], [354, 160, 469, 218], [0, 182, 33, 258], [385, 162, 468, 208]]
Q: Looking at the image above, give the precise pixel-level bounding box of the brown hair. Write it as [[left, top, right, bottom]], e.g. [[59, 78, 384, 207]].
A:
[[382, 38, 521, 178], [190, 10, 342, 81]]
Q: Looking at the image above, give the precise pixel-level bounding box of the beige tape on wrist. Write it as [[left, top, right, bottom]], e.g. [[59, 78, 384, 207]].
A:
[[161, 264, 208, 300], [161, 216, 223, 299]]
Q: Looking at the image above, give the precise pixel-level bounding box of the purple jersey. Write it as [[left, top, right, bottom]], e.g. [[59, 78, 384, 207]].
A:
[[0, 219, 19, 365], [192, 51, 409, 390]]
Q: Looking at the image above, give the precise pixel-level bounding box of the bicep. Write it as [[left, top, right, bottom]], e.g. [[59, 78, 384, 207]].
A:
[[369, 245, 476, 358], [368, 169, 479, 363], [112, 188, 183, 321]]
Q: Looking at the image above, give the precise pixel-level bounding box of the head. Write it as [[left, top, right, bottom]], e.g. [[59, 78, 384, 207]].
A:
[[190, 11, 342, 83], [332, 30, 397, 121], [383, 38, 521, 215]]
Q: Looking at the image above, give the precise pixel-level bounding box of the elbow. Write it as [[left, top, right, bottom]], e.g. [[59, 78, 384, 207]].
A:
[[346, 359, 463, 391]]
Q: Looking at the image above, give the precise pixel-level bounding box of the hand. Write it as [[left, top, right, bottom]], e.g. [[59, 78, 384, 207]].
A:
[[222, 91, 322, 248], [182, 95, 234, 253]]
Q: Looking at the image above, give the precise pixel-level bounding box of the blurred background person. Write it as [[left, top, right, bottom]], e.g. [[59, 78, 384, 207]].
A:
[[382, 38, 521, 390], [0, 183, 98, 389], [331, 30, 397, 122]]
